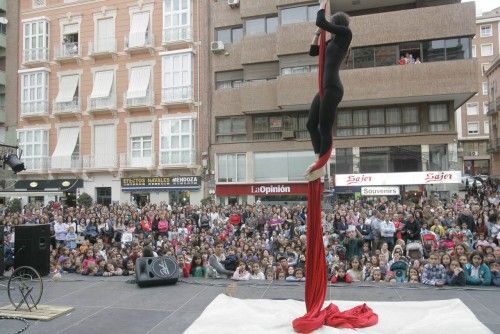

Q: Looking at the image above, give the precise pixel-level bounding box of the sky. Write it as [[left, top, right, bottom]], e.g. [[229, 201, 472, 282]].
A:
[[462, 0, 499, 16]]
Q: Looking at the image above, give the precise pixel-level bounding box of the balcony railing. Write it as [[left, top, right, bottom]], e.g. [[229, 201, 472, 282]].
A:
[[161, 86, 193, 104], [83, 154, 119, 169], [88, 37, 117, 56], [159, 150, 195, 166], [50, 156, 82, 170], [120, 153, 155, 168], [23, 47, 49, 64], [87, 94, 116, 112], [54, 42, 81, 60], [123, 90, 154, 108], [23, 157, 49, 172], [21, 101, 49, 116], [124, 32, 154, 50], [53, 97, 80, 114], [162, 27, 191, 44]]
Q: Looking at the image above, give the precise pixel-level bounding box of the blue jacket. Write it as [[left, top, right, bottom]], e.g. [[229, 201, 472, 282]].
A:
[[464, 263, 491, 286]]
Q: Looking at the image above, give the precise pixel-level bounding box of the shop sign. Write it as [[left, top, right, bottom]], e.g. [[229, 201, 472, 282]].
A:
[[336, 171, 461, 186], [216, 183, 313, 196], [361, 187, 400, 196], [121, 176, 201, 190]]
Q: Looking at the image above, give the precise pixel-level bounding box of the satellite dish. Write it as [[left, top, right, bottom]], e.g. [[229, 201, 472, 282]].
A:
[[0, 17, 8, 24]]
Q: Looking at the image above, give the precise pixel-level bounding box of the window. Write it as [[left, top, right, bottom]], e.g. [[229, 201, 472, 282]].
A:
[[94, 124, 116, 168], [130, 122, 152, 167], [244, 62, 279, 81], [429, 104, 449, 132], [126, 66, 152, 106], [89, 70, 115, 110], [217, 154, 246, 182], [216, 26, 243, 44], [360, 146, 421, 173], [216, 117, 246, 143], [128, 11, 151, 48], [423, 37, 471, 62], [281, 4, 318, 25], [482, 82, 488, 95], [467, 122, 479, 135], [253, 115, 294, 140], [163, 0, 191, 43], [61, 23, 80, 57], [95, 17, 116, 53], [375, 45, 398, 67], [429, 144, 448, 171], [423, 39, 445, 62], [480, 44, 493, 57], [54, 74, 79, 113], [472, 45, 476, 58], [162, 52, 192, 102], [96, 187, 112, 206], [254, 151, 315, 182], [23, 20, 49, 63], [245, 16, 278, 36], [17, 129, 48, 170], [51, 127, 80, 169], [353, 48, 375, 68], [21, 70, 49, 116], [482, 63, 491, 75], [466, 102, 478, 115], [32, 0, 46, 9], [333, 148, 353, 174], [484, 121, 489, 135], [159, 117, 195, 165], [480, 25, 492, 37], [281, 65, 318, 75], [483, 102, 489, 114]]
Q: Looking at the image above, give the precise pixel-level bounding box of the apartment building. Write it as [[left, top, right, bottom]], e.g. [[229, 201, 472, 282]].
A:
[[9, 0, 209, 206], [209, 0, 478, 205], [486, 55, 500, 177], [456, 7, 500, 176]]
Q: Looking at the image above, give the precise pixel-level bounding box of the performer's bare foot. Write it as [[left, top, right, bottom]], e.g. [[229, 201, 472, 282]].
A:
[[305, 162, 317, 175], [305, 165, 326, 182]]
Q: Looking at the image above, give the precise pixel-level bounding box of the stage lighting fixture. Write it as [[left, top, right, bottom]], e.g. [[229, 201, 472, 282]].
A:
[[4, 154, 26, 174]]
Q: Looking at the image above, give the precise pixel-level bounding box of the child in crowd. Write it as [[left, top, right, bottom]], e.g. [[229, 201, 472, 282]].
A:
[[464, 251, 491, 286], [446, 259, 465, 286], [232, 261, 250, 280], [331, 267, 352, 284], [421, 252, 446, 286], [369, 268, 382, 283], [408, 268, 420, 283], [190, 254, 206, 278], [82, 249, 97, 275], [66, 226, 78, 250], [250, 262, 265, 280], [490, 260, 500, 287], [346, 256, 363, 282]]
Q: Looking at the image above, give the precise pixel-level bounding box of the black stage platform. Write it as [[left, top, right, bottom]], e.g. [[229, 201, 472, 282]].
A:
[[0, 276, 498, 334]]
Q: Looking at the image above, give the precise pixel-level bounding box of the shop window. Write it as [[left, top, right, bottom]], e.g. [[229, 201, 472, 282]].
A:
[[96, 187, 111, 206]]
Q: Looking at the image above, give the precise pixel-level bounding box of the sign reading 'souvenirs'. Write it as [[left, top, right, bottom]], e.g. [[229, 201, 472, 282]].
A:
[[121, 176, 201, 190]]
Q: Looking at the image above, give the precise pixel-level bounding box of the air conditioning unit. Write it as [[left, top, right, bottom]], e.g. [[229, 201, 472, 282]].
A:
[[282, 130, 295, 139], [210, 41, 225, 53], [471, 151, 479, 156], [228, 0, 240, 8]]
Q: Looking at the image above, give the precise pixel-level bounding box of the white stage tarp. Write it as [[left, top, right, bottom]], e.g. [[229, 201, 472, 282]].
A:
[[184, 295, 492, 334]]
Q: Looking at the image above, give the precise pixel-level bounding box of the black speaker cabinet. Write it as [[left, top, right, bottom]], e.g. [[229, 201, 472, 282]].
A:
[[135, 256, 179, 287], [14, 224, 50, 276]]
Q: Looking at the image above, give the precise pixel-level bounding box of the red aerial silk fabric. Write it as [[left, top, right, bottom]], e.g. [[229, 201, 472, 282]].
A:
[[292, 5, 378, 333]]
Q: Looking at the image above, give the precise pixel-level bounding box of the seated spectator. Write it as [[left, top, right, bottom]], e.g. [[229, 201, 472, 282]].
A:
[[490, 260, 500, 287], [331, 267, 352, 284], [446, 259, 465, 286], [207, 242, 234, 278], [421, 252, 446, 286], [249, 262, 265, 280], [368, 267, 382, 283], [464, 251, 491, 286], [408, 268, 420, 283], [346, 256, 363, 282], [232, 261, 250, 281], [190, 254, 206, 278]]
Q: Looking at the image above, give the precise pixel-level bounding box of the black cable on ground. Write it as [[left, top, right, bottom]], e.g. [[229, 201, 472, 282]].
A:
[[0, 316, 30, 334]]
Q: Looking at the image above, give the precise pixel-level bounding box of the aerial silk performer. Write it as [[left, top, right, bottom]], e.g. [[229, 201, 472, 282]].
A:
[[293, 1, 378, 333]]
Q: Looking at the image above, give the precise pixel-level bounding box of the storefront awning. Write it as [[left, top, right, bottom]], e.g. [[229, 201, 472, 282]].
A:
[[14, 179, 83, 192], [51, 127, 80, 169], [90, 70, 114, 99]]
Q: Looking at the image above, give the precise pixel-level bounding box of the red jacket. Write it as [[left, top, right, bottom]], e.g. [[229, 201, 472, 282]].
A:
[[331, 273, 353, 284], [229, 213, 241, 225]]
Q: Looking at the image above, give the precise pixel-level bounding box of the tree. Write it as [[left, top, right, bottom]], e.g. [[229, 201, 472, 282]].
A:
[[7, 198, 22, 213], [77, 192, 93, 208]]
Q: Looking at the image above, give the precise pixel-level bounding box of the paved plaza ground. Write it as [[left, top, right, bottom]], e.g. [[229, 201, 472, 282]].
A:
[[0, 275, 499, 334]]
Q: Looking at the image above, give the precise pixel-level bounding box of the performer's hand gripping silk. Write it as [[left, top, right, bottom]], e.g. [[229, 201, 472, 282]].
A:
[[305, 0, 352, 181]]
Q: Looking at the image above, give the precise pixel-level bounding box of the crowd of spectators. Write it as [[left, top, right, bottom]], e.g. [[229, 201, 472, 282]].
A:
[[1, 182, 499, 287], [399, 53, 422, 65]]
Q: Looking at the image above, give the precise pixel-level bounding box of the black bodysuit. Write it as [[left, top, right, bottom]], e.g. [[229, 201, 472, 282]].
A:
[[307, 9, 352, 156]]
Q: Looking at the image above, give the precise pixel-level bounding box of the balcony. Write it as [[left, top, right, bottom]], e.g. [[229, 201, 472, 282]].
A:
[[53, 97, 80, 116], [241, 80, 278, 113], [161, 86, 193, 105], [119, 153, 155, 170], [240, 0, 277, 18], [20, 157, 50, 174], [241, 34, 277, 64], [124, 33, 155, 54], [212, 43, 242, 72], [21, 101, 49, 118], [0, 108, 5, 123], [54, 42, 82, 63], [123, 90, 154, 111], [211, 0, 242, 28], [162, 27, 192, 46], [87, 95, 117, 114], [50, 156, 82, 172], [88, 38, 117, 59], [277, 22, 315, 56], [0, 32, 5, 49], [22, 48, 49, 65], [275, 59, 479, 109], [83, 154, 119, 170], [213, 87, 241, 117], [0, 70, 5, 86]]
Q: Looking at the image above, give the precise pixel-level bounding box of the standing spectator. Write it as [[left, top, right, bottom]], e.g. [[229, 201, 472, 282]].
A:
[[403, 213, 420, 243], [66, 226, 77, 250], [344, 225, 363, 262], [380, 213, 396, 251], [54, 218, 69, 247]]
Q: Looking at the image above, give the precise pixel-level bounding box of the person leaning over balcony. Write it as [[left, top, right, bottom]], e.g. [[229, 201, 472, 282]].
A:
[[305, 0, 352, 179]]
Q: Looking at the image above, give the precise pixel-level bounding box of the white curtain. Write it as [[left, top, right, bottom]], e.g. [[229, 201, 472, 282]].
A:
[[94, 124, 116, 167]]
